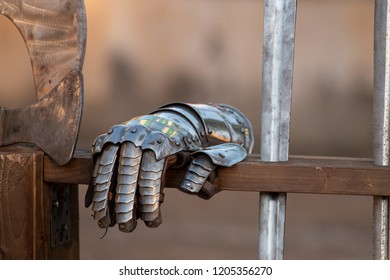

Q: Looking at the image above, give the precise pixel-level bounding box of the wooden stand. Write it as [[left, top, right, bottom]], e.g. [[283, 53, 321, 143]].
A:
[[0, 146, 79, 259]]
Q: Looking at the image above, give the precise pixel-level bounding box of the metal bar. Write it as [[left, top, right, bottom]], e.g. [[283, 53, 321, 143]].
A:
[[259, 193, 286, 259], [373, 197, 389, 259], [373, 0, 390, 260], [259, 0, 297, 260]]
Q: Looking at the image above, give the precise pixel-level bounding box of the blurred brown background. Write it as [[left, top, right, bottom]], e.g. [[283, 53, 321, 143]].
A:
[[0, 0, 375, 259]]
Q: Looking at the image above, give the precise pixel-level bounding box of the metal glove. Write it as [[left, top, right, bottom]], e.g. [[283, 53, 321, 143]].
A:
[[85, 103, 254, 232]]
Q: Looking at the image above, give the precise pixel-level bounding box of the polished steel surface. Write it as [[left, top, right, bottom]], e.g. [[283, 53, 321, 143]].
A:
[[155, 103, 254, 152], [259, 0, 297, 260], [87, 103, 254, 232], [373, 0, 390, 260]]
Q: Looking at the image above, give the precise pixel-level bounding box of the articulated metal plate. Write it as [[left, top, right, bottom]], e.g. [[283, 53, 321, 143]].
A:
[[194, 143, 247, 167], [154, 103, 254, 152]]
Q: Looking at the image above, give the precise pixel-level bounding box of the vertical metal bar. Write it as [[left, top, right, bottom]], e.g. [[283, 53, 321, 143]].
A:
[[373, 197, 389, 259], [259, 0, 297, 260], [373, 0, 390, 260], [259, 193, 287, 259]]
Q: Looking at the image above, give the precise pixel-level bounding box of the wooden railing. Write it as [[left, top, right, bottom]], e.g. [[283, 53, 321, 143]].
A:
[[45, 150, 390, 197], [2, 145, 390, 259]]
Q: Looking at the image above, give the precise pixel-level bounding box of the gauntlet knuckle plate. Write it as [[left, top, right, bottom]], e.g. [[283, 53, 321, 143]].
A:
[[120, 124, 150, 146]]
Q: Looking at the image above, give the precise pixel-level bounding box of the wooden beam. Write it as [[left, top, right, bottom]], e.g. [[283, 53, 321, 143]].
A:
[[0, 145, 79, 259], [217, 156, 390, 196], [44, 150, 390, 196], [44, 149, 93, 185]]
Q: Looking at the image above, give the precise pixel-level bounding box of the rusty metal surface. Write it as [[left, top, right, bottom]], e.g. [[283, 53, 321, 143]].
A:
[[0, 70, 83, 165], [0, 0, 86, 165], [0, 0, 86, 100]]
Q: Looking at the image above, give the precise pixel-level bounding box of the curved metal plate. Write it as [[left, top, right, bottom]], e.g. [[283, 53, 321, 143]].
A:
[[194, 143, 247, 167], [1, 70, 83, 165], [0, 0, 87, 100]]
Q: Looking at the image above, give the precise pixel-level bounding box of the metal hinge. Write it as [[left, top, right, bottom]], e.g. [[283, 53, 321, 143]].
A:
[[50, 184, 71, 248]]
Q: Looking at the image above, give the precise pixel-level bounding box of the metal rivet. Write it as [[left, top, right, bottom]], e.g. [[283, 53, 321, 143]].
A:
[[157, 138, 163, 144], [241, 127, 246, 133], [175, 141, 181, 146], [108, 128, 113, 134], [208, 129, 213, 134], [130, 128, 137, 133], [185, 182, 191, 187], [62, 224, 69, 232], [236, 118, 242, 124], [200, 132, 205, 137], [187, 137, 192, 143], [53, 200, 59, 208], [219, 153, 225, 158], [192, 136, 197, 142]]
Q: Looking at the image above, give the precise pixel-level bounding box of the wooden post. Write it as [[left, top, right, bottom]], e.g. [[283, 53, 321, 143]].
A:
[[0, 145, 79, 259]]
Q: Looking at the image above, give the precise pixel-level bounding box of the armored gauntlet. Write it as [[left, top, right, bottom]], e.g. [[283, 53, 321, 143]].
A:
[[85, 103, 254, 232]]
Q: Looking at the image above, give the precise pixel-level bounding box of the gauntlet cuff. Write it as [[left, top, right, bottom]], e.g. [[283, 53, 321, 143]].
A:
[[153, 103, 254, 153]]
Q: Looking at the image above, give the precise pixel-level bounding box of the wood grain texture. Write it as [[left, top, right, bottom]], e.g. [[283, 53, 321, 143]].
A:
[[217, 155, 390, 196], [44, 149, 93, 185], [0, 145, 79, 259], [0, 146, 38, 259], [45, 150, 390, 196]]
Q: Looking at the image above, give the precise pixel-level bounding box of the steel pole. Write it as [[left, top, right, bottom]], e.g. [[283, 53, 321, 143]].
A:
[[373, 0, 390, 260], [259, 0, 297, 259]]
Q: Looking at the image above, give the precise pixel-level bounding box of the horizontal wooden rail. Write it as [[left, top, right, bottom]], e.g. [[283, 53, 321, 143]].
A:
[[44, 149, 390, 196]]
